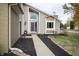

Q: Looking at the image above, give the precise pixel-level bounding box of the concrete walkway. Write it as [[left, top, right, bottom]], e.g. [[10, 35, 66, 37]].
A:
[[32, 34, 55, 56]]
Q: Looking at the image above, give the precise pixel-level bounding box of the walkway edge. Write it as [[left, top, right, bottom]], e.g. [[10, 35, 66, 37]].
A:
[[32, 34, 55, 56]]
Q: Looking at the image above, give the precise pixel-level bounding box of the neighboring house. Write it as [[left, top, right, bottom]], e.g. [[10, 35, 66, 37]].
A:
[[0, 3, 60, 55], [0, 3, 24, 55], [23, 4, 60, 34]]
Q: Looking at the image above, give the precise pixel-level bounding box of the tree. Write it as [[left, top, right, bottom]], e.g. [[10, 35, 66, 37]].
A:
[[63, 3, 79, 29], [60, 22, 63, 28], [63, 23, 67, 29], [70, 21, 74, 29]]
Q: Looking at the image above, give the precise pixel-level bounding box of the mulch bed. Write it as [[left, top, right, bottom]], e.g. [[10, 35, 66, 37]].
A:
[[13, 37, 37, 56]]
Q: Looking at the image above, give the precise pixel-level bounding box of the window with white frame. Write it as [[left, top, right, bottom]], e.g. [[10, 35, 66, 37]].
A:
[[29, 8, 38, 21], [30, 12, 38, 19], [47, 22, 54, 28]]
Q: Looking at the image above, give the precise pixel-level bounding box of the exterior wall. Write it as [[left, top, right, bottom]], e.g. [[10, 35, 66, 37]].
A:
[[0, 4, 9, 54], [11, 8, 19, 46], [23, 5, 29, 34], [38, 12, 47, 34], [45, 17, 60, 34], [23, 5, 60, 34], [19, 14, 24, 35], [23, 5, 49, 34], [55, 20, 60, 34]]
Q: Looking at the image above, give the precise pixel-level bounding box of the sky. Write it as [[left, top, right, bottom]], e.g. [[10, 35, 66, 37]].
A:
[[28, 3, 72, 24]]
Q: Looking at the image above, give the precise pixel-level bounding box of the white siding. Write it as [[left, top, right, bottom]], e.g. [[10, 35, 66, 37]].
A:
[[39, 12, 47, 34], [19, 14, 24, 35], [55, 20, 60, 34], [23, 5, 60, 34], [23, 5, 29, 34]]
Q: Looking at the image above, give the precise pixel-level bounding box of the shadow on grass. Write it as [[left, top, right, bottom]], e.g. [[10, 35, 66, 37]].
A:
[[38, 34, 72, 56]]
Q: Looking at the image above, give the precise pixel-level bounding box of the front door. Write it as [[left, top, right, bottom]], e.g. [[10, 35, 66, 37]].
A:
[[30, 22, 37, 32]]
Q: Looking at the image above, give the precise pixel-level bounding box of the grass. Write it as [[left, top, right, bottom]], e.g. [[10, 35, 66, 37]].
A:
[[50, 33, 79, 56]]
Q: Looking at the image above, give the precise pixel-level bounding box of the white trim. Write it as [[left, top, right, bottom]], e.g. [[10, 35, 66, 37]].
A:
[[45, 19, 55, 34], [9, 5, 11, 48], [38, 12, 40, 33], [21, 15, 24, 34], [18, 15, 21, 38], [45, 18, 47, 34], [54, 19, 56, 31], [18, 14, 24, 36], [28, 7, 30, 33], [28, 8, 39, 33], [30, 21, 37, 32], [46, 20, 55, 30]]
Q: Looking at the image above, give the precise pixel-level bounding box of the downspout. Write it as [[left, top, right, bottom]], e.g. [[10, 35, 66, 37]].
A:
[[8, 4, 23, 53]]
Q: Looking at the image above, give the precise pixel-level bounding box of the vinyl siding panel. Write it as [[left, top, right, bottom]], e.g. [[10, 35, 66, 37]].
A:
[[11, 8, 19, 46], [55, 20, 60, 34], [23, 5, 29, 33], [39, 12, 47, 34], [0, 4, 9, 54]]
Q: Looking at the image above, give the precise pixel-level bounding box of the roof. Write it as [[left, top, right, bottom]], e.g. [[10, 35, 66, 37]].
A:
[[47, 16, 61, 23], [23, 3, 50, 16], [23, 3, 61, 23], [9, 3, 24, 14]]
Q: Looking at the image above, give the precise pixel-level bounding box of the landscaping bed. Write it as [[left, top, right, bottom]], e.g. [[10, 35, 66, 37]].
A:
[[13, 37, 37, 56]]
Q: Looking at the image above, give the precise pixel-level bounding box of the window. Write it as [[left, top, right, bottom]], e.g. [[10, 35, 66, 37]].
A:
[[47, 22, 53, 28], [30, 12, 38, 20], [31, 22, 34, 31]]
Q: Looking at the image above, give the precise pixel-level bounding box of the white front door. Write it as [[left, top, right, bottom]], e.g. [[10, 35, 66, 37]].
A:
[[30, 21, 37, 33]]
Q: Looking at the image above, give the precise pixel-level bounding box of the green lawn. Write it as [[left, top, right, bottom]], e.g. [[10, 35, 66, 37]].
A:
[[50, 33, 79, 56]]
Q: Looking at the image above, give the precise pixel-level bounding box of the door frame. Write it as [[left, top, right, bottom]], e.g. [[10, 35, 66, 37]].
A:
[[28, 9, 38, 34], [29, 21, 37, 33]]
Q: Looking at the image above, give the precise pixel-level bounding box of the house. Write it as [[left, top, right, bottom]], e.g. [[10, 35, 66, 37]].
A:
[[0, 3, 24, 55], [23, 4, 60, 35], [0, 3, 60, 55]]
